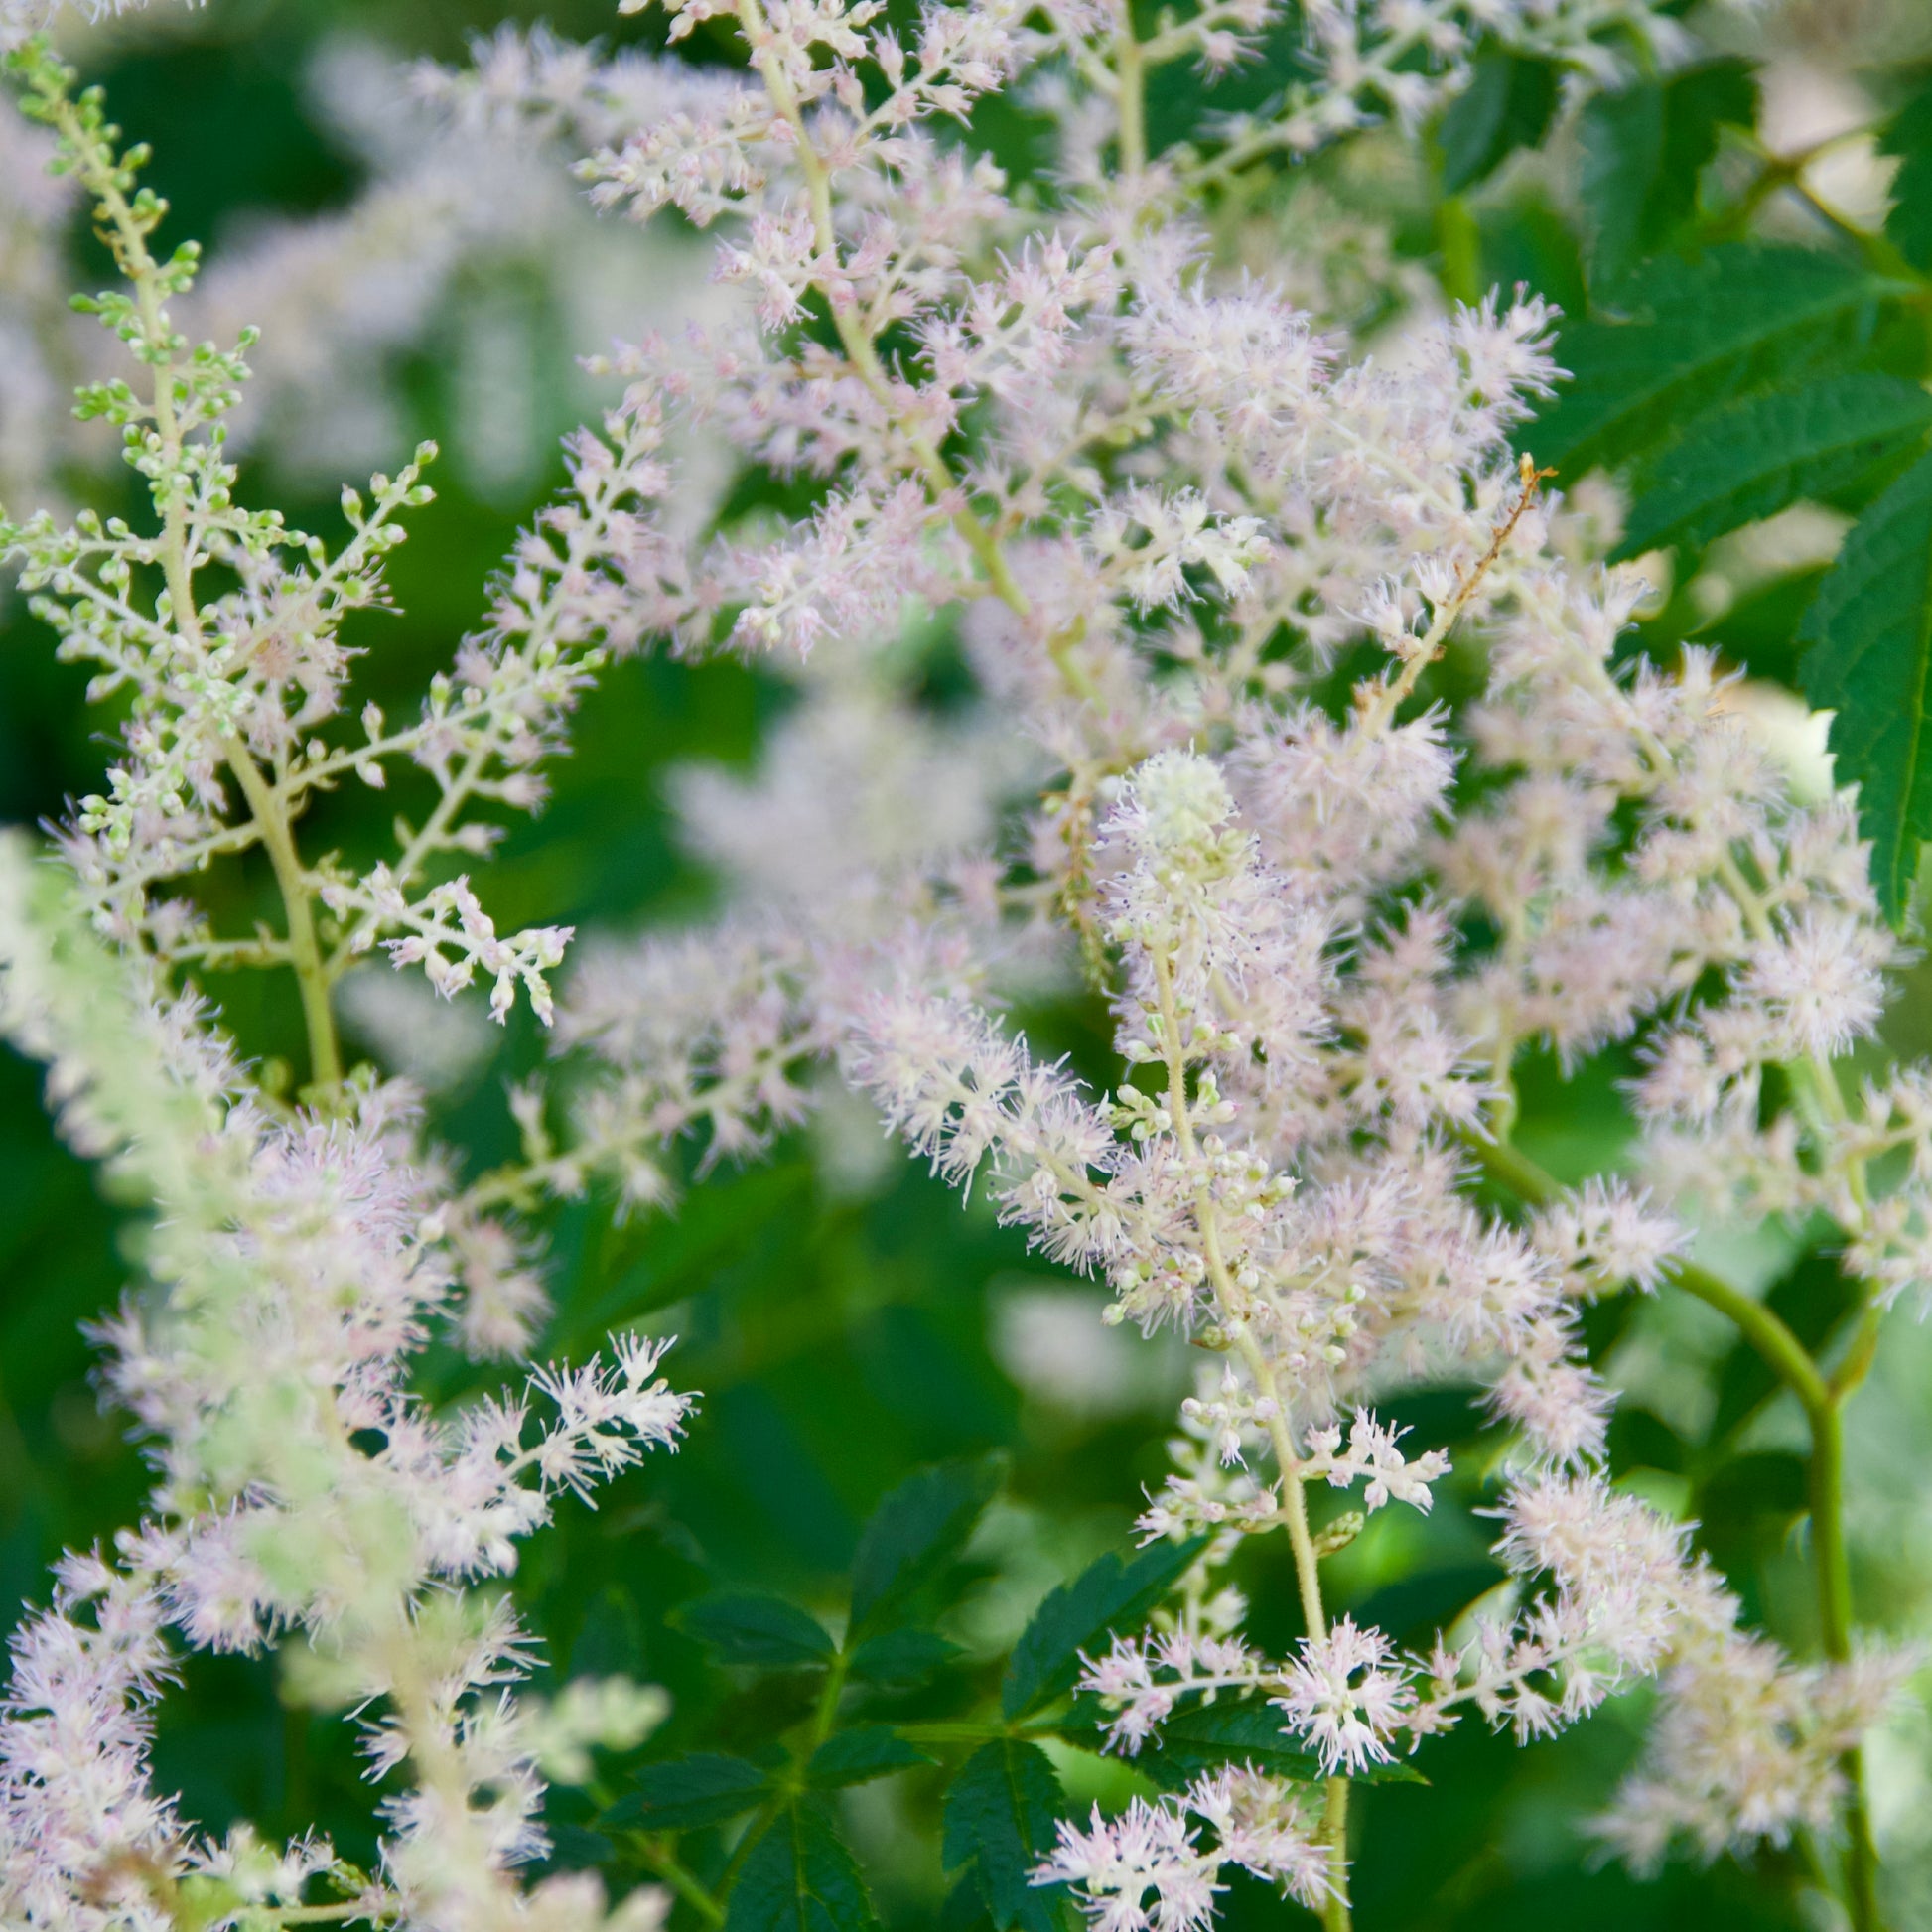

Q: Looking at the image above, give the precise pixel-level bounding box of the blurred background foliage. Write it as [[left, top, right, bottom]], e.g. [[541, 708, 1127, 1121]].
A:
[[7, 0, 1932, 1925]]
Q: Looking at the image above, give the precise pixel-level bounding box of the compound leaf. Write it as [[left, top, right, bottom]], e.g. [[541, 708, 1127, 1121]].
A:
[[1613, 373, 1932, 559], [1529, 247, 1895, 479], [727, 1805, 883, 1932], [1437, 49, 1559, 193], [604, 1754, 772, 1833], [942, 1741, 1069, 1932], [1800, 447, 1932, 921], [673, 1591, 837, 1669], [1001, 1537, 1205, 1720], [1579, 62, 1753, 285], [849, 1455, 1003, 1637], [807, 1725, 934, 1788]]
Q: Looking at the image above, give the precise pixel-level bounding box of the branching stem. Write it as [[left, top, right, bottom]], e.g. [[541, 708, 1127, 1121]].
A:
[[52, 84, 345, 1102], [1458, 1125, 1882, 1929]]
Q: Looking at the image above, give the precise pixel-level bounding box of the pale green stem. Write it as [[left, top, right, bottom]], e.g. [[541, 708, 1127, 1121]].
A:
[[1114, 4, 1147, 176], [224, 742, 343, 1098], [1148, 949, 1352, 1930], [54, 91, 344, 1101], [636, 1841, 728, 1928], [1460, 1126, 1881, 1930]]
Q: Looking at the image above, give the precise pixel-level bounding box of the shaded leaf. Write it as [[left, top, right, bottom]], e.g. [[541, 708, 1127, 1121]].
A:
[[807, 1725, 934, 1788], [1613, 374, 1932, 560], [849, 1455, 1003, 1637], [1348, 1564, 1506, 1650], [940, 1869, 994, 1932], [1579, 62, 1754, 285], [1063, 1695, 1425, 1790], [547, 1822, 615, 1869], [605, 1754, 771, 1832], [1001, 1538, 1206, 1720], [727, 1805, 882, 1932], [847, 1627, 964, 1686], [673, 1591, 837, 1669], [1437, 49, 1559, 193], [1881, 74, 1932, 275], [1709, 1251, 1859, 1444], [565, 1162, 812, 1342], [1608, 1405, 1691, 1476], [942, 1740, 1069, 1932], [1697, 1452, 1811, 1579], [1690, 563, 1832, 683], [1801, 447, 1932, 919], [1528, 247, 1895, 478]]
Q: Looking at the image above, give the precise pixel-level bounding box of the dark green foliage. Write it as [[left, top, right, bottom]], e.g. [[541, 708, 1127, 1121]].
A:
[[673, 1592, 839, 1668], [806, 1725, 935, 1788], [607, 1756, 774, 1832], [726, 1806, 884, 1932], [1708, 1251, 1861, 1446], [848, 1454, 1003, 1636], [1612, 375, 1932, 561], [1527, 247, 1893, 479], [1578, 62, 1754, 284], [1801, 450, 1932, 918], [846, 1627, 964, 1685], [1000, 1537, 1207, 1719], [1436, 50, 1559, 194], [1066, 1695, 1423, 1791], [1881, 73, 1932, 274], [941, 1742, 1071, 1932]]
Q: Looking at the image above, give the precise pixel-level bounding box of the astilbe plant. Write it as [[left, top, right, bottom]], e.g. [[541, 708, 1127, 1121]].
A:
[[0, 39, 696, 1932], [424, 3, 1922, 1931], [1, 0, 1929, 1930]]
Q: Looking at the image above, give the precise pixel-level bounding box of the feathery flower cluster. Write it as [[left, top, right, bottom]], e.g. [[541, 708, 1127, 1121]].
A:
[[3, 0, 1923, 1924], [1036, 1769, 1331, 1931], [0, 36, 698, 1932], [376, 0, 1926, 1918], [0, 842, 690, 1932]]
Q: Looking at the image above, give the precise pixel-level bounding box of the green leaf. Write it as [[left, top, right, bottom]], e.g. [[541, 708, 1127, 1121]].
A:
[[1881, 74, 1932, 275], [1125, 1697, 1325, 1786], [1529, 247, 1896, 479], [1689, 563, 1833, 682], [1800, 447, 1932, 920], [1708, 1251, 1860, 1444], [563, 1162, 812, 1343], [849, 1455, 1003, 1637], [941, 1741, 1070, 1932], [726, 1804, 883, 1932], [673, 1591, 837, 1669], [1059, 1695, 1425, 1789], [604, 1754, 772, 1832], [1000, 1537, 1206, 1720], [1436, 49, 1559, 193], [1612, 374, 1932, 560], [847, 1627, 964, 1686], [807, 1725, 935, 1788], [1579, 62, 1754, 285], [940, 1870, 994, 1932]]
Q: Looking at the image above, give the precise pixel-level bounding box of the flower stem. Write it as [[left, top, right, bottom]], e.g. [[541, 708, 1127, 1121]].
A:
[[1458, 1125, 1883, 1929], [1114, 3, 1147, 175], [636, 1838, 728, 1927], [53, 81, 345, 1104], [1150, 949, 1353, 1928], [224, 741, 343, 1101], [1810, 1396, 1883, 1929]]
